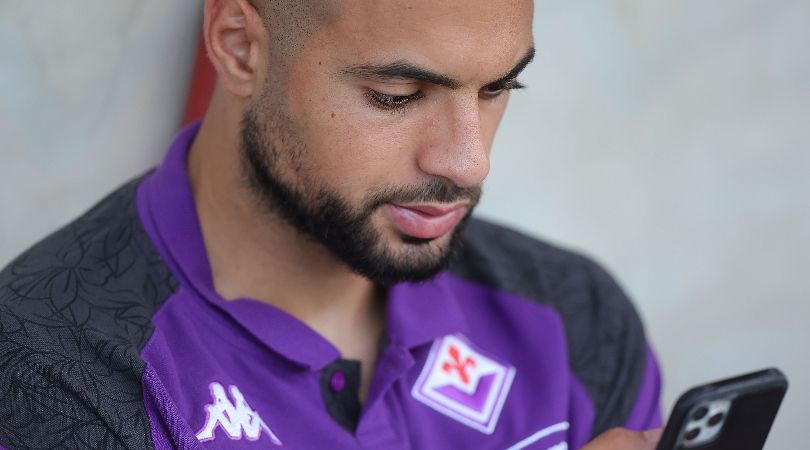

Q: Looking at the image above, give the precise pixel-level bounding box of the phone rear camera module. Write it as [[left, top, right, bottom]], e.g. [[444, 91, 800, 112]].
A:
[[680, 399, 732, 448]]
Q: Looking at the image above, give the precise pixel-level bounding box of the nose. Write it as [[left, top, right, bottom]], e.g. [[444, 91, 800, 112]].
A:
[[417, 96, 490, 189]]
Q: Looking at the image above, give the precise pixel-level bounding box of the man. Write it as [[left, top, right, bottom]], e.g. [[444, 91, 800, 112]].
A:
[[0, 0, 662, 448]]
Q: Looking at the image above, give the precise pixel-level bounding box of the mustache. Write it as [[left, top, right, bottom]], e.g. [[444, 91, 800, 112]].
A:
[[365, 179, 482, 211]]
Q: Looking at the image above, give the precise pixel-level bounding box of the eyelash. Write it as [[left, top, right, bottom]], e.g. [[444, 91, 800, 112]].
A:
[[366, 79, 525, 111], [366, 90, 424, 111], [480, 79, 525, 100]]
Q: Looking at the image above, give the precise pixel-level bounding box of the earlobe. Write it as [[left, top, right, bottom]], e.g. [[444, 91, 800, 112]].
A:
[[203, 0, 265, 98]]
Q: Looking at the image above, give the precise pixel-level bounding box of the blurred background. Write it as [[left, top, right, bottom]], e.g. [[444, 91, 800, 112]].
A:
[[1, 1, 807, 448]]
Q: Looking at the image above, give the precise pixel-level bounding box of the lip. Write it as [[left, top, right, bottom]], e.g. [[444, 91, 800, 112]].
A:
[[385, 201, 468, 240]]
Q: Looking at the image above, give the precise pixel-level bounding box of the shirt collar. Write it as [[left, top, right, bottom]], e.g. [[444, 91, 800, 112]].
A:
[[138, 122, 339, 370], [138, 121, 469, 369]]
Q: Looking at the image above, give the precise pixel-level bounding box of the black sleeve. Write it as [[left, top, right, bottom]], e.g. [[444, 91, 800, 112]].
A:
[[0, 322, 146, 449], [0, 178, 178, 449]]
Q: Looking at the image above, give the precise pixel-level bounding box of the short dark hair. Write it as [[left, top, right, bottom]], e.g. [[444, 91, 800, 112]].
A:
[[248, 0, 342, 66]]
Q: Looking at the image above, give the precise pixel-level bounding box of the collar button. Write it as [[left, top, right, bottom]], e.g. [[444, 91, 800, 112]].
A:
[[329, 370, 346, 393]]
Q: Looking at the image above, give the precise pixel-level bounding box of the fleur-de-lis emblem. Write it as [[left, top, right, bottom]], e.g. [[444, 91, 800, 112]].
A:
[[441, 344, 477, 384]]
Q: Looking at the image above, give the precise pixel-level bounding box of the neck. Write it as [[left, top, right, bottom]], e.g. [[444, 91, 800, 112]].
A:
[[186, 90, 384, 368]]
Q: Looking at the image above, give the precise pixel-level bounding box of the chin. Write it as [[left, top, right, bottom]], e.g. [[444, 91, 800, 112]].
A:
[[365, 232, 456, 283], [331, 213, 469, 286]]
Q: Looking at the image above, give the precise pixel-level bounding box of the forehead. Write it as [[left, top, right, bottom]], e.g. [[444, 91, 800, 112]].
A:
[[307, 0, 534, 81]]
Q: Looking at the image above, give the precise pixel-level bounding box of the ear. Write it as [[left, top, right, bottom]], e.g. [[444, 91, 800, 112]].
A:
[[203, 0, 266, 98]]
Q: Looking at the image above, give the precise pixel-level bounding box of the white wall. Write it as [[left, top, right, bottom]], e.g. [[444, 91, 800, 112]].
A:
[[1, 1, 807, 448], [0, 1, 201, 261], [478, 1, 809, 448]]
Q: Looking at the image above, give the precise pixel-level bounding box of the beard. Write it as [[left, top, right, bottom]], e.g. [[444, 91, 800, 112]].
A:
[[239, 106, 481, 286]]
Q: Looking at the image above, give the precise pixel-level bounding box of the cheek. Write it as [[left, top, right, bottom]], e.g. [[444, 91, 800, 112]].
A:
[[313, 112, 420, 196], [287, 78, 423, 199]]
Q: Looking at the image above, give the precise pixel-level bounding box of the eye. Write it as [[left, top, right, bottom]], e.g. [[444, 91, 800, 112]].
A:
[[480, 79, 525, 100], [367, 89, 423, 110]]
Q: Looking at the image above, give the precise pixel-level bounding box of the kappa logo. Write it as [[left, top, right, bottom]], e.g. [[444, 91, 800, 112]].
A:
[[196, 382, 283, 446], [411, 334, 516, 434]]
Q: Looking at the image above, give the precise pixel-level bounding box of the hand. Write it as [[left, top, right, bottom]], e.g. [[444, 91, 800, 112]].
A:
[[580, 428, 663, 450]]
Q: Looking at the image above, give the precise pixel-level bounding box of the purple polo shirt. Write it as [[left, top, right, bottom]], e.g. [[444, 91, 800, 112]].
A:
[[0, 122, 660, 449]]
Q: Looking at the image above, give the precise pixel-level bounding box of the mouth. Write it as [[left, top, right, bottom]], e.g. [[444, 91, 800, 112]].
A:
[[384, 201, 469, 240]]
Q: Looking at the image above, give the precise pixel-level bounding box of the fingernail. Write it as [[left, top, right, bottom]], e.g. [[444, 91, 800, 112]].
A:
[[644, 429, 663, 443]]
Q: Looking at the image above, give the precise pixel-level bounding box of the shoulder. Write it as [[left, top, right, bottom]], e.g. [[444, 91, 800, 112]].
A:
[[449, 217, 653, 434], [450, 217, 635, 320], [0, 176, 177, 449], [450, 217, 614, 298], [0, 175, 177, 348]]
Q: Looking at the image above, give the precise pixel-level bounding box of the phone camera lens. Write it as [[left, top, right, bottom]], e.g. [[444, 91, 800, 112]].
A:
[[685, 427, 701, 441], [708, 412, 725, 426], [692, 406, 709, 420]]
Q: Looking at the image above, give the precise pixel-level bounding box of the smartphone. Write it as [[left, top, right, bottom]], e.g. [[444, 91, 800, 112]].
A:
[[656, 368, 787, 450]]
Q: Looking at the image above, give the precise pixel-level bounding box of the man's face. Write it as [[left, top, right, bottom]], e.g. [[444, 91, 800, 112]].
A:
[[242, 0, 534, 285]]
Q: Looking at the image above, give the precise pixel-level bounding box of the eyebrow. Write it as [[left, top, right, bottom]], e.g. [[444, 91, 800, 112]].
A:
[[340, 47, 536, 90]]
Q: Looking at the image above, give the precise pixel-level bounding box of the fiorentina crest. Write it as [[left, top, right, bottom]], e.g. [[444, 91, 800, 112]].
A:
[[411, 334, 516, 434], [196, 382, 282, 446]]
